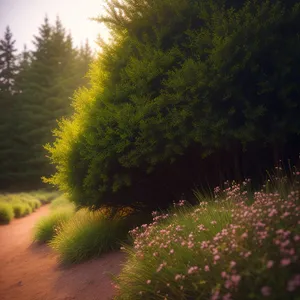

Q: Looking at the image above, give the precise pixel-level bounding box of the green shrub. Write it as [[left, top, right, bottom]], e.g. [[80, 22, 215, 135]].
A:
[[22, 203, 32, 216], [33, 208, 75, 243], [44, 0, 300, 211], [32, 199, 42, 209], [50, 196, 74, 210], [0, 202, 14, 224], [11, 202, 26, 218], [26, 199, 36, 211], [29, 190, 60, 204], [50, 208, 135, 264]]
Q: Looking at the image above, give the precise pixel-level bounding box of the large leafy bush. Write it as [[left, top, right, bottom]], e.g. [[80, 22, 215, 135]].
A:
[[45, 0, 300, 209]]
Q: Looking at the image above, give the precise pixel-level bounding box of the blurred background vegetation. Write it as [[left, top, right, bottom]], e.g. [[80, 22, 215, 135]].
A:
[[0, 16, 93, 191]]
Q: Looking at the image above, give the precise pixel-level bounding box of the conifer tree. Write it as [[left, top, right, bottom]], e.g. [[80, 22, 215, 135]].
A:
[[76, 39, 93, 87], [0, 26, 18, 188], [0, 26, 17, 92], [45, 0, 300, 210], [11, 16, 92, 188]]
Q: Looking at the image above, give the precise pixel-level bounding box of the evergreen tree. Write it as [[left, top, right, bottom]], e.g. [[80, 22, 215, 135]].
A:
[[0, 26, 17, 92], [10, 16, 92, 189], [45, 0, 300, 210], [76, 39, 93, 87], [0, 26, 18, 188]]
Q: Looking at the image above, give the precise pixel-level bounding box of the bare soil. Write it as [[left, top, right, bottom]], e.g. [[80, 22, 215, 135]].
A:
[[0, 205, 126, 300]]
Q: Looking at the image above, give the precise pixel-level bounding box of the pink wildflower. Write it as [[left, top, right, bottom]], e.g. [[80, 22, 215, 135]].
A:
[[231, 275, 241, 286], [241, 232, 248, 239], [223, 293, 232, 300], [211, 290, 220, 300], [225, 280, 232, 289], [175, 274, 182, 281], [281, 258, 291, 267], [214, 255, 221, 261], [267, 260, 274, 268], [294, 235, 300, 242], [261, 286, 271, 296], [287, 274, 300, 292], [188, 266, 199, 274]]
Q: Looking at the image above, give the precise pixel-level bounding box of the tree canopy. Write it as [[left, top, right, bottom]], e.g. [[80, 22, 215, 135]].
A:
[[42, 0, 300, 209]]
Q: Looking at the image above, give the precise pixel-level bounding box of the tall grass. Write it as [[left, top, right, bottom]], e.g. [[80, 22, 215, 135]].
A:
[[50, 195, 75, 210], [0, 202, 14, 224], [33, 208, 75, 243], [0, 190, 61, 224], [29, 190, 60, 204], [33, 195, 75, 243], [50, 208, 134, 264], [113, 174, 300, 300]]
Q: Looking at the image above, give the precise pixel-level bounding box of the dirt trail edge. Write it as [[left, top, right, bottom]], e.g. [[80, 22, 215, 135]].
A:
[[0, 205, 126, 300]]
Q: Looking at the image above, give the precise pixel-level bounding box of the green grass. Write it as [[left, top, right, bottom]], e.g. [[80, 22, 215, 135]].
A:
[[29, 190, 60, 204], [0, 202, 14, 224], [33, 207, 75, 243], [113, 178, 300, 300], [10, 201, 26, 218], [50, 195, 75, 210], [0, 190, 61, 224], [49, 208, 150, 265]]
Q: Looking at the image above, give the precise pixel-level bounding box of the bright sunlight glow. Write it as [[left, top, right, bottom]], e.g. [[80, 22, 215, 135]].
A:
[[0, 0, 111, 53]]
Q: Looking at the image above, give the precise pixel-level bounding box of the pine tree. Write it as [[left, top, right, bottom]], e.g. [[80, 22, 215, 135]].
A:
[[0, 26, 17, 92], [0, 26, 18, 188], [76, 39, 93, 87], [12, 16, 92, 188]]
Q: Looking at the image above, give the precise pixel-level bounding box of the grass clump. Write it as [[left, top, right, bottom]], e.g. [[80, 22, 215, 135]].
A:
[[50, 195, 75, 211], [29, 190, 60, 204], [0, 190, 60, 224], [11, 201, 26, 218], [33, 208, 75, 243], [50, 208, 142, 265], [114, 176, 300, 300], [0, 202, 14, 224]]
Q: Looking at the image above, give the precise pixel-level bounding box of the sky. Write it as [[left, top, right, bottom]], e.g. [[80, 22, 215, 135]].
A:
[[0, 0, 111, 53]]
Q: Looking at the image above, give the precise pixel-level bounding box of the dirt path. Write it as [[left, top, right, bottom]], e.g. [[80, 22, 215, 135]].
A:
[[0, 205, 126, 300]]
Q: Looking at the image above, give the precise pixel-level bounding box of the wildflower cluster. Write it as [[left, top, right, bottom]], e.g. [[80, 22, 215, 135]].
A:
[[214, 179, 251, 202], [115, 180, 300, 300]]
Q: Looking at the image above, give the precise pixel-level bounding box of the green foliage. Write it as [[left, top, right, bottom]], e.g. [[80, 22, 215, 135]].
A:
[[49, 207, 150, 264], [11, 201, 26, 218], [30, 190, 60, 204], [0, 191, 55, 221], [50, 195, 75, 210], [0, 17, 93, 190], [33, 207, 75, 243], [45, 0, 300, 210], [0, 202, 14, 224], [113, 183, 300, 300], [0, 26, 19, 187], [50, 209, 123, 264]]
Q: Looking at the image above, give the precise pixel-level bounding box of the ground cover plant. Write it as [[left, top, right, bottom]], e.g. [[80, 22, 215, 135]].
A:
[[33, 195, 76, 243], [113, 174, 300, 299], [29, 190, 60, 204], [0, 190, 61, 224], [0, 202, 14, 224], [49, 206, 151, 265]]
